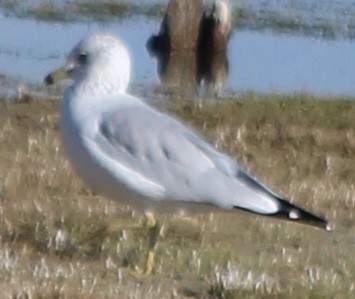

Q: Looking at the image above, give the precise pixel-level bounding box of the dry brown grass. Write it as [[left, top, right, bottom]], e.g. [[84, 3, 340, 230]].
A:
[[0, 95, 354, 298]]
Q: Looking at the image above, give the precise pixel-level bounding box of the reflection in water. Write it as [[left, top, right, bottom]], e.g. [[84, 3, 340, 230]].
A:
[[147, 0, 231, 96], [198, 0, 231, 95], [3, 3, 351, 98], [197, 46, 229, 96]]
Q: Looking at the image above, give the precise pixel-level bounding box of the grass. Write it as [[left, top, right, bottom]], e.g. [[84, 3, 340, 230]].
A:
[[233, 8, 341, 40], [0, 0, 166, 22], [0, 94, 354, 298]]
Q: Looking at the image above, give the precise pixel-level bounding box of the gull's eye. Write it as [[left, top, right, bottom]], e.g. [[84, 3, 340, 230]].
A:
[[78, 53, 88, 64]]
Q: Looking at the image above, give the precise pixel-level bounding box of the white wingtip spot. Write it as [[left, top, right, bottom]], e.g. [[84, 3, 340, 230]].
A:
[[325, 223, 332, 231], [289, 209, 300, 219]]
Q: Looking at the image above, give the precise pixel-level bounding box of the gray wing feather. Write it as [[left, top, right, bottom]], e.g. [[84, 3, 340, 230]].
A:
[[88, 103, 280, 213]]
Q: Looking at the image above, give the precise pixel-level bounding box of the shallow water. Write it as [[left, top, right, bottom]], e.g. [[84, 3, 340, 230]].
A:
[[229, 31, 355, 96], [0, 15, 158, 95], [1, 4, 355, 99]]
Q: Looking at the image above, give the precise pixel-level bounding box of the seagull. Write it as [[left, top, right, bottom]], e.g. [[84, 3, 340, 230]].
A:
[[44, 32, 330, 274]]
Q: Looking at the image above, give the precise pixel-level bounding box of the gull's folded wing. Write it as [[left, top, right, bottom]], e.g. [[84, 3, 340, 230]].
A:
[[82, 98, 328, 229]]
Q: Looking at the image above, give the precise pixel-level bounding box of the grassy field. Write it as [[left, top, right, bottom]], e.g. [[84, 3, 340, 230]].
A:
[[0, 94, 354, 298]]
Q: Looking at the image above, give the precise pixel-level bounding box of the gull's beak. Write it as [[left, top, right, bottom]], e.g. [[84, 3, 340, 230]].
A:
[[44, 67, 70, 86]]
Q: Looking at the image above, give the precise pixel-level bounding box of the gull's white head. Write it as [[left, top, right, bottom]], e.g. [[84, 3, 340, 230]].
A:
[[45, 33, 131, 95]]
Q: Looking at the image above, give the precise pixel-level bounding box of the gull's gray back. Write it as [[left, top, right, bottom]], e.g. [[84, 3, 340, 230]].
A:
[[90, 100, 280, 214]]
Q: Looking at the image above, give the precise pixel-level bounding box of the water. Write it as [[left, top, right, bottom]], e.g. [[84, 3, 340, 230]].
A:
[[1, 4, 355, 99], [229, 31, 355, 96], [0, 14, 159, 94]]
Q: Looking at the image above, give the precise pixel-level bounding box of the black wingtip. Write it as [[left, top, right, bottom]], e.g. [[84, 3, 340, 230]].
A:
[[273, 198, 331, 231], [233, 170, 331, 231]]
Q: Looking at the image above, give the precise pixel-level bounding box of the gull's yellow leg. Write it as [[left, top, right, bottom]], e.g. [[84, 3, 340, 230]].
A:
[[143, 212, 159, 275]]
